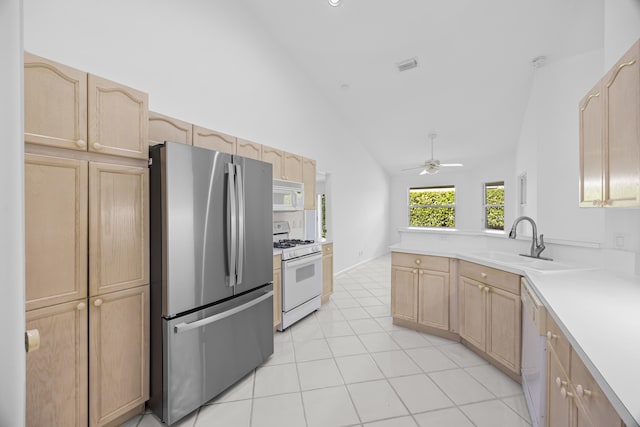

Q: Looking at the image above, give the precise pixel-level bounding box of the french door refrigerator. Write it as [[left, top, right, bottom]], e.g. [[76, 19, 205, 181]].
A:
[[148, 142, 273, 425]]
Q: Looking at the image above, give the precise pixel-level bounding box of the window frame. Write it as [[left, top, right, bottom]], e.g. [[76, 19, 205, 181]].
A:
[[483, 181, 505, 231], [408, 185, 456, 229]]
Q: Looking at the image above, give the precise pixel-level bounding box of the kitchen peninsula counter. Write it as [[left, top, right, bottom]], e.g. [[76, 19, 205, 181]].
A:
[[390, 243, 640, 427]]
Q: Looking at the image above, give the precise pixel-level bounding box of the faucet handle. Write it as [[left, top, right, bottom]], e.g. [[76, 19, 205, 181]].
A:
[[539, 234, 545, 246]]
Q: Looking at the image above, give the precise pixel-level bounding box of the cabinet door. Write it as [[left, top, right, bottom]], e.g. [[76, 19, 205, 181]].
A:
[[273, 267, 282, 328], [26, 300, 88, 427], [88, 75, 149, 159], [262, 145, 284, 179], [459, 277, 486, 350], [89, 285, 149, 427], [25, 154, 88, 311], [303, 157, 317, 209], [283, 152, 303, 182], [193, 125, 236, 154], [604, 40, 640, 207], [579, 83, 604, 207], [486, 286, 521, 374], [89, 163, 149, 296], [237, 138, 261, 160], [570, 351, 622, 427], [24, 53, 88, 151], [322, 246, 334, 301], [391, 266, 418, 322], [547, 349, 571, 427], [417, 270, 449, 330], [148, 111, 192, 146]]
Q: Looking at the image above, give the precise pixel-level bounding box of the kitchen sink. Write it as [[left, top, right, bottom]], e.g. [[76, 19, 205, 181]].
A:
[[466, 251, 587, 273]]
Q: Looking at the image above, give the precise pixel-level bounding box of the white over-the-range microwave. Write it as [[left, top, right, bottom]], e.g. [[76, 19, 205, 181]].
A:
[[273, 179, 304, 211]]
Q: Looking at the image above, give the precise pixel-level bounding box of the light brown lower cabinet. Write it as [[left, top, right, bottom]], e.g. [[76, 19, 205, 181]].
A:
[[273, 254, 282, 329], [322, 243, 334, 303], [546, 314, 625, 427], [26, 300, 88, 427], [89, 285, 149, 427]]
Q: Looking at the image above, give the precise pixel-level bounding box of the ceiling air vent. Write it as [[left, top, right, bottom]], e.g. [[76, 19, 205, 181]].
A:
[[396, 57, 418, 72]]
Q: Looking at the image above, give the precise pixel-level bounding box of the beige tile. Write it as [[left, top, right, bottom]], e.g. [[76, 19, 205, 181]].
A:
[[502, 394, 532, 423], [389, 374, 453, 413], [438, 343, 488, 368], [364, 416, 418, 426], [359, 332, 401, 352], [320, 320, 355, 337], [348, 318, 385, 334], [335, 354, 385, 383], [429, 369, 494, 405], [405, 347, 457, 372], [302, 386, 360, 427], [371, 350, 422, 378], [263, 340, 295, 366], [465, 364, 523, 397], [341, 306, 372, 320], [414, 407, 475, 427], [293, 338, 332, 362], [297, 358, 344, 390], [211, 371, 254, 403], [390, 330, 432, 349], [347, 380, 409, 423], [327, 335, 368, 357], [460, 399, 531, 427], [195, 400, 251, 427], [253, 363, 300, 397], [251, 393, 306, 427]]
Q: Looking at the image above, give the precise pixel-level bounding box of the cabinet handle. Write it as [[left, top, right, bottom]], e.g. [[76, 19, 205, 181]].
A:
[[412, 269, 417, 274], [93, 142, 103, 151], [576, 384, 592, 398], [76, 139, 86, 148], [77, 302, 86, 311], [478, 284, 483, 290], [481, 272, 487, 278], [94, 299, 103, 307], [560, 387, 574, 399], [25, 329, 40, 353], [555, 377, 568, 388], [415, 259, 421, 265], [484, 286, 490, 293], [546, 331, 558, 340]]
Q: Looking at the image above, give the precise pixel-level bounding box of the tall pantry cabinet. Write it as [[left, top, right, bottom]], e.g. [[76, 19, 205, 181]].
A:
[[24, 53, 149, 427]]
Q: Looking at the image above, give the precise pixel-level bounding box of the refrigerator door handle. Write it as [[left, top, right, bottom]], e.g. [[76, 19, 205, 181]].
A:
[[236, 163, 245, 285], [226, 163, 237, 287], [173, 291, 274, 334]]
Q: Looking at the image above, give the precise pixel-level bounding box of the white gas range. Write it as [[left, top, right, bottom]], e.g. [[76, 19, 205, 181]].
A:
[[273, 221, 323, 330]]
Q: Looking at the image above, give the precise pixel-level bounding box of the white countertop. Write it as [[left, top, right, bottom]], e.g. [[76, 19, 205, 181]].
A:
[[390, 243, 640, 427]]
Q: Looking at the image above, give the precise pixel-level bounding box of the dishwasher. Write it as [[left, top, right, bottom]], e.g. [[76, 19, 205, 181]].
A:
[[521, 278, 547, 427]]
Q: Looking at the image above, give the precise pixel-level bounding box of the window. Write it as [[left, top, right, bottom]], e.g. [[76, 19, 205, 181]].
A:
[[484, 181, 505, 230], [409, 186, 456, 228]]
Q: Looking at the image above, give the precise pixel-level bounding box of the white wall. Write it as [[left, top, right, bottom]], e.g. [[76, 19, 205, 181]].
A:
[[605, 0, 640, 68], [23, 0, 391, 272], [390, 160, 516, 242], [0, 0, 25, 425]]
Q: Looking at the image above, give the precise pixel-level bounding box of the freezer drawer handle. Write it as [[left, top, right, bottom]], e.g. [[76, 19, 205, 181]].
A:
[[173, 291, 274, 334]]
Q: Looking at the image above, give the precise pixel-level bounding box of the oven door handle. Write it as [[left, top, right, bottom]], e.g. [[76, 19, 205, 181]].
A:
[[284, 252, 323, 268]]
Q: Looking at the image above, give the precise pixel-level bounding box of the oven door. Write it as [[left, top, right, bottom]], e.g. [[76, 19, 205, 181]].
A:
[[282, 252, 323, 312]]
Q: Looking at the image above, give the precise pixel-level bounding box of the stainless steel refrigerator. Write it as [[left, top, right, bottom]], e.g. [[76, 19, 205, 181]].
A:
[[148, 142, 274, 425]]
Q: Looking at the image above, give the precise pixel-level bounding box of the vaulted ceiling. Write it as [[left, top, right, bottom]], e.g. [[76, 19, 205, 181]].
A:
[[239, 0, 604, 175]]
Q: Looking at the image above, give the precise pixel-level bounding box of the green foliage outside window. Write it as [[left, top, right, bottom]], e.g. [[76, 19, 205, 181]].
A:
[[485, 183, 505, 230], [409, 187, 455, 228], [321, 194, 327, 238]]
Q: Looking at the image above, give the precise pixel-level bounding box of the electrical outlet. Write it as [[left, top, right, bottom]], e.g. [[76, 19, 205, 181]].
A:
[[358, 250, 363, 257], [614, 234, 625, 249]]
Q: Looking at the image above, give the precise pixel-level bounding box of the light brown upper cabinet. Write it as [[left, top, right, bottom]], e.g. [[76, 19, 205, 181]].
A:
[[148, 111, 193, 146], [236, 138, 262, 160], [24, 154, 88, 311], [193, 125, 236, 154], [262, 145, 284, 180], [88, 75, 148, 159], [89, 163, 149, 297], [303, 157, 316, 209], [24, 53, 88, 151], [283, 152, 303, 182], [580, 38, 640, 207]]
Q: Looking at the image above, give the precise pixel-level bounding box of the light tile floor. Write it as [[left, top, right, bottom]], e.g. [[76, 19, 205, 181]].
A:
[[122, 254, 531, 427]]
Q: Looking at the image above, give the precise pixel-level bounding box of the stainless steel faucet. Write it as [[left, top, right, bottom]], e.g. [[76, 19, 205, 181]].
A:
[[508, 216, 552, 260]]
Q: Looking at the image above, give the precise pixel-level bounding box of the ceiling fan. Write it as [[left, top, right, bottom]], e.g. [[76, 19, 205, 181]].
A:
[[403, 132, 464, 175]]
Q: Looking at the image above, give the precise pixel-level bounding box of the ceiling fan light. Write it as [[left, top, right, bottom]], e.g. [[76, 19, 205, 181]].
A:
[[328, 0, 342, 6]]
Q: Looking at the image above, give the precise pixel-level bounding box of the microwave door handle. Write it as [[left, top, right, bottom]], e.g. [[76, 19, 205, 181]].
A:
[[236, 163, 245, 285], [226, 163, 237, 287]]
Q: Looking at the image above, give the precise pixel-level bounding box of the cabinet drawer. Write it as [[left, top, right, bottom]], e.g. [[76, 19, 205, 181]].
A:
[[459, 260, 519, 294], [273, 254, 282, 270], [323, 243, 333, 256], [545, 312, 571, 372], [392, 252, 449, 272]]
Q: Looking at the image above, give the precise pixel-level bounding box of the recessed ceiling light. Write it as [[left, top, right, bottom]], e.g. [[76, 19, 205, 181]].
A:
[[328, 0, 342, 7]]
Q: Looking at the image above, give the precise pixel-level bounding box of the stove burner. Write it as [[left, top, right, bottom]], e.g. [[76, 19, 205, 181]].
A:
[[273, 239, 315, 249]]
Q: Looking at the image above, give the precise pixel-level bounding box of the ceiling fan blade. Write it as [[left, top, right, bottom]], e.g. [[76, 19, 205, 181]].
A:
[[419, 168, 427, 175], [440, 163, 464, 167], [402, 165, 425, 171]]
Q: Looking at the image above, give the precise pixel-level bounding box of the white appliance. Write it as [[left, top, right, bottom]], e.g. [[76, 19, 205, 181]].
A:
[[273, 221, 322, 330], [521, 278, 547, 427], [273, 179, 304, 211]]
